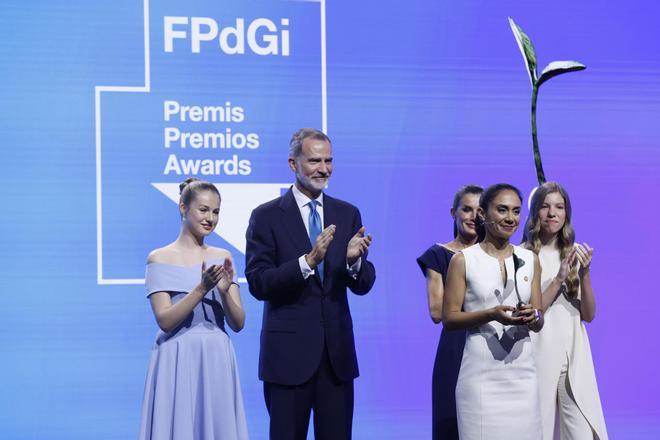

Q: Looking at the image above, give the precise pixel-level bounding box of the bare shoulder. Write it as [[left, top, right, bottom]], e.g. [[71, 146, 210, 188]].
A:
[[206, 246, 233, 261], [448, 252, 465, 271], [147, 243, 178, 264], [446, 252, 467, 290]]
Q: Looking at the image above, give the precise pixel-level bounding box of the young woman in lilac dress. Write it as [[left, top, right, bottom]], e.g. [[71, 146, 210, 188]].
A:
[[139, 178, 248, 440], [416, 184, 483, 439]]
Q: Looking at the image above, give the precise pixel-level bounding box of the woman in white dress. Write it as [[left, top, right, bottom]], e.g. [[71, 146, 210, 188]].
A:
[[444, 183, 544, 440], [522, 182, 607, 440]]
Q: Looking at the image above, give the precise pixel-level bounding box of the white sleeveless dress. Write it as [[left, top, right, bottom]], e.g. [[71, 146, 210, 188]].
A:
[[456, 244, 542, 440], [532, 246, 608, 440]]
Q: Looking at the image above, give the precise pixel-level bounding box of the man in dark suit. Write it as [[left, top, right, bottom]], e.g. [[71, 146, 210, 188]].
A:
[[245, 128, 376, 440]]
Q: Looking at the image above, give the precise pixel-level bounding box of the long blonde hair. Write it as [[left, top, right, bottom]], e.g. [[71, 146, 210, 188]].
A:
[[522, 182, 579, 297]]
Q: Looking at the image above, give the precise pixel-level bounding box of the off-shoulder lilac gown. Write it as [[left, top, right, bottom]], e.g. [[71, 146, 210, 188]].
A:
[[139, 260, 248, 440]]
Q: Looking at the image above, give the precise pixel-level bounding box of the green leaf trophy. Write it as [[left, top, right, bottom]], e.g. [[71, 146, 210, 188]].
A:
[[508, 17, 586, 185]]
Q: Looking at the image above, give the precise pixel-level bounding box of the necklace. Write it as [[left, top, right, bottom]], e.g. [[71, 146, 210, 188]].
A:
[[498, 258, 508, 288], [479, 243, 513, 287], [480, 242, 513, 259]]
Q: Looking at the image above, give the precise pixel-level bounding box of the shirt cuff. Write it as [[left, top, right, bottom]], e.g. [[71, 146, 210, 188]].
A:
[[299, 255, 315, 279], [347, 257, 362, 279]]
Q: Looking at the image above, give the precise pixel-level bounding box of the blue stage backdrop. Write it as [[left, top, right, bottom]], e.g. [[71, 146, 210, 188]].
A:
[[1, 0, 659, 438]]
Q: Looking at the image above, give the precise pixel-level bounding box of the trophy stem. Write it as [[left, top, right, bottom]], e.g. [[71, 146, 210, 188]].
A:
[[531, 85, 547, 185]]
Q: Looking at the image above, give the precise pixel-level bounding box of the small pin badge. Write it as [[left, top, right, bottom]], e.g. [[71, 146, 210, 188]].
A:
[[524, 276, 529, 282]]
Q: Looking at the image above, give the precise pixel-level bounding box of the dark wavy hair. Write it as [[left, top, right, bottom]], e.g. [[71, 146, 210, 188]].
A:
[[452, 184, 484, 238], [522, 182, 579, 297]]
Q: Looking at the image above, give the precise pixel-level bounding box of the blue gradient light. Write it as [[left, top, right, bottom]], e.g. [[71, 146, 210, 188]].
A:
[[1, 1, 659, 439]]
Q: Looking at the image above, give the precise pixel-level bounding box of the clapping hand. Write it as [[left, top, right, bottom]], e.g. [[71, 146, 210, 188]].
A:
[[347, 226, 372, 266], [216, 258, 236, 295], [201, 261, 223, 292], [557, 247, 578, 282], [306, 225, 336, 269], [575, 243, 593, 275]]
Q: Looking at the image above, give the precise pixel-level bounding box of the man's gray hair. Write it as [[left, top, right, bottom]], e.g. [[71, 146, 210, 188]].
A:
[[289, 128, 331, 158]]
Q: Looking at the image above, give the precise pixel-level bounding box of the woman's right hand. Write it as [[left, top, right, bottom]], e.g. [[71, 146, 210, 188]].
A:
[[490, 305, 526, 325], [556, 247, 578, 282], [201, 261, 224, 292]]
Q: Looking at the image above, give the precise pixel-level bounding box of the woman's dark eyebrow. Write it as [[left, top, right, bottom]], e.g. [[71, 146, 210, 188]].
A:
[[495, 203, 521, 210]]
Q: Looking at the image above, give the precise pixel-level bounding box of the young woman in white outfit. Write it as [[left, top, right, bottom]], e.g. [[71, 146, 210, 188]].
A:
[[523, 182, 607, 440], [444, 183, 544, 440]]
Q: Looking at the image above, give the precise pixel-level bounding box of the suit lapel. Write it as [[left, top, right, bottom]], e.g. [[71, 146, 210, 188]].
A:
[[278, 188, 313, 256]]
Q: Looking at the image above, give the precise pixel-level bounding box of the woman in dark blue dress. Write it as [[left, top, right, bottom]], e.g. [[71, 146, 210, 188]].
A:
[[416, 185, 483, 439]]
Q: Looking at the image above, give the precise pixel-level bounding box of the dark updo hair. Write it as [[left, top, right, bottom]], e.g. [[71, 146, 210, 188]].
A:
[[179, 178, 221, 213], [452, 184, 484, 238], [476, 183, 523, 238]]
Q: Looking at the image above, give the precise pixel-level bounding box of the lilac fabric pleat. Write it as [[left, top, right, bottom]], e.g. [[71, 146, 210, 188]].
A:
[[139, 261, 248, 440]]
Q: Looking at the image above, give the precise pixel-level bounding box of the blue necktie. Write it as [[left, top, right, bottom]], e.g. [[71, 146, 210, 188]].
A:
[[308, 200, 323, 281]]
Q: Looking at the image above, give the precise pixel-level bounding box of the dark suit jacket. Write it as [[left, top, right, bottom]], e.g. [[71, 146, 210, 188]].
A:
[[245, 188, 376, 385]]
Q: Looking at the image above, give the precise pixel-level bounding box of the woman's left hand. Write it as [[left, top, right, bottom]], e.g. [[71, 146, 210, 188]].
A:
[[216, 258, 236, 294], [576, 243, 593, 276], [515, 303, 542, 331], [514, 303, 537, 323]]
